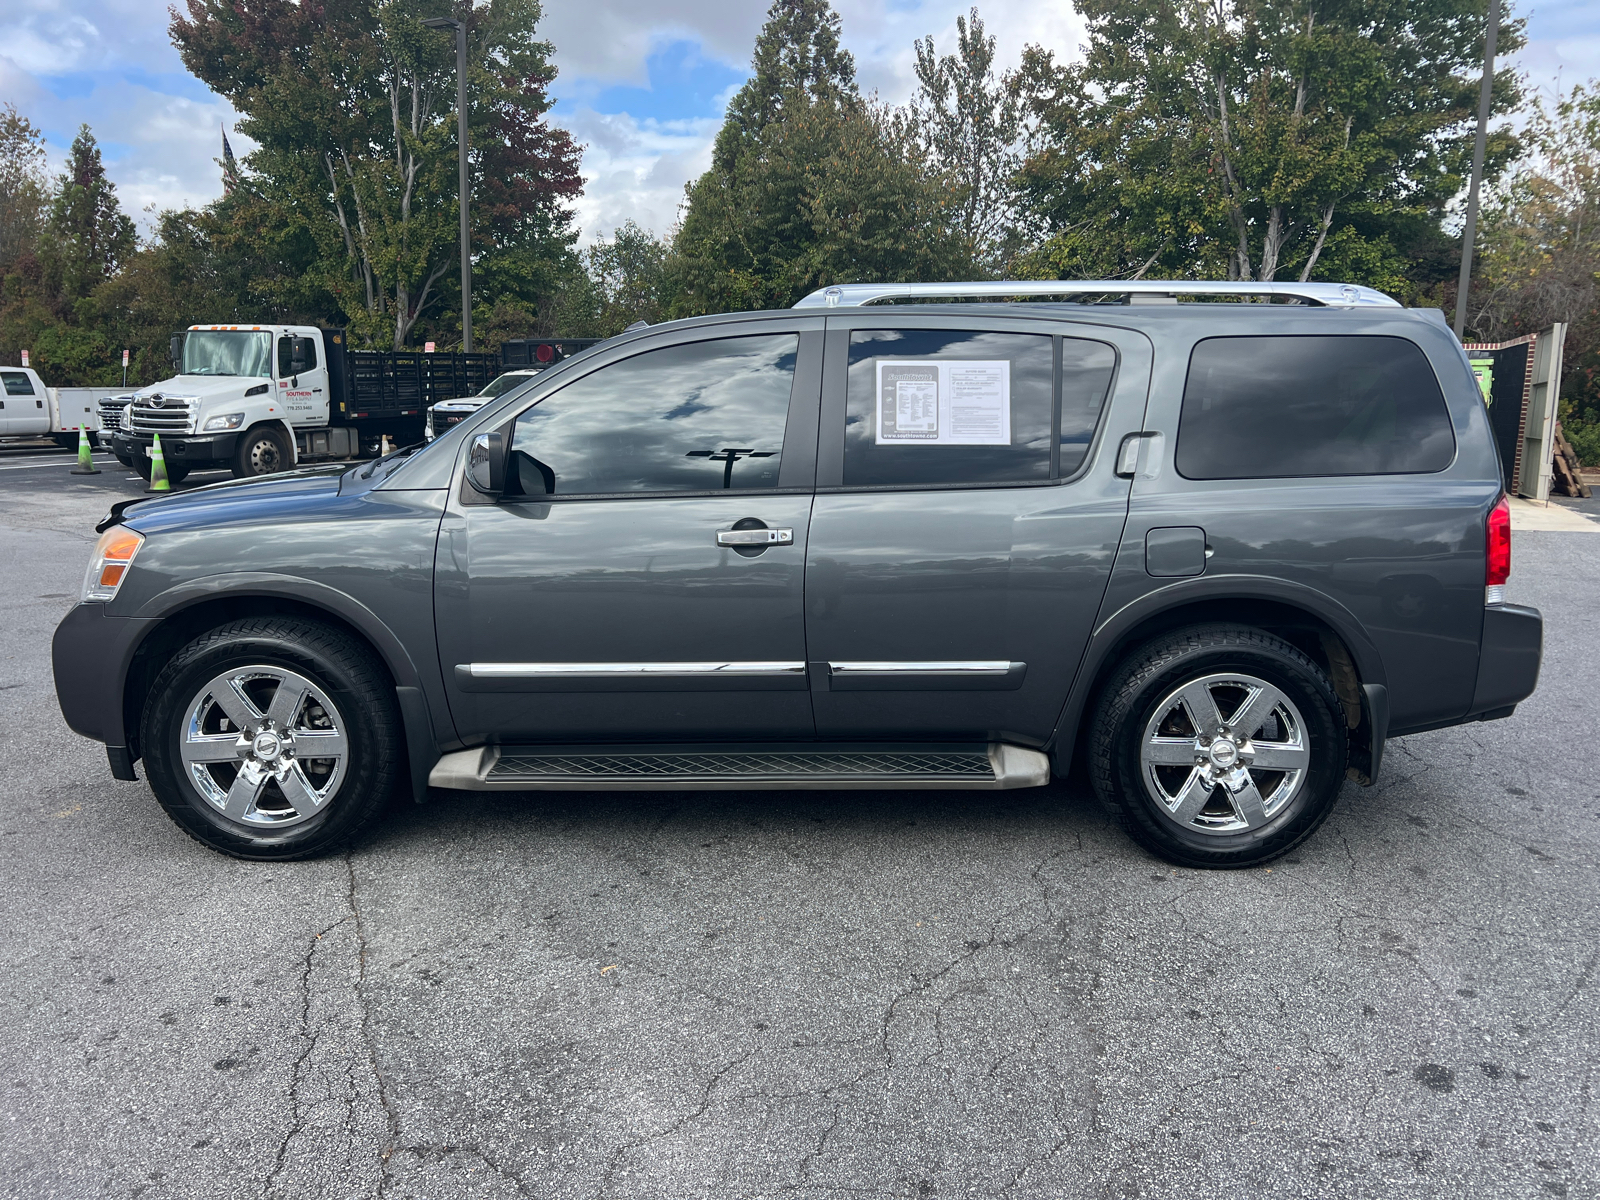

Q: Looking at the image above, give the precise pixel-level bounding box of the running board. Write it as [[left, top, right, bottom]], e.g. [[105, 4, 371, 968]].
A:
[[427, 742, 1051, 792]]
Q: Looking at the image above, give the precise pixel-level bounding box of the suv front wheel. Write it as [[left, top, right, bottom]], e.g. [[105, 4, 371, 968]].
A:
[[1090, 624, 1347, 869], [139, 617, 401, 859]]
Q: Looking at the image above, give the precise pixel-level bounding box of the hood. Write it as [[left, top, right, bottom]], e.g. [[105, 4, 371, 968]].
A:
[[135, 374, 270, 404], [113, 465, 348, 536]]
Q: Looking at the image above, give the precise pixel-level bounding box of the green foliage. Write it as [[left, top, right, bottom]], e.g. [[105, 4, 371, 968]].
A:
[[1012, 0, 1524, 288], [0, 103, 49, 272], [668, 0, 973, 315], [41, 127, 137, 302], [1470, 83, 1600, 462], [170, 0, 582, 348], [908, 8, 1025, 271]]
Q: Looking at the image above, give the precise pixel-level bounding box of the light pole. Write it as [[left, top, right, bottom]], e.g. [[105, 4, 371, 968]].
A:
[[1453, 0, 1501, 341], [423, 14, 472, 352]]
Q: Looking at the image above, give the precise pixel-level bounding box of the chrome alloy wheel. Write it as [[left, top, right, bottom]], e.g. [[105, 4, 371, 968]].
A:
[[178, 666, 348, 827], [1139, 672, 1310, 835]]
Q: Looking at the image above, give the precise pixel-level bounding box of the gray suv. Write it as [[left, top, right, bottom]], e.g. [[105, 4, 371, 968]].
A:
[[52, 280, 1542, 868]]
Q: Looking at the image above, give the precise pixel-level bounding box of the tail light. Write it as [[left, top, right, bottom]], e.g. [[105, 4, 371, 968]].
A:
[[1485, 495, 1510, 604]]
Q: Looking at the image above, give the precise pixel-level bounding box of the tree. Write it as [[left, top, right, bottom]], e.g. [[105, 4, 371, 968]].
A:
[[908, 8, 1026, 271], [171, 0, 583, 348], [0, 103, 48, 273], [668, 0, 973, 314], [41, 126, 137, 303], [1013, 0, 1524, 291], [1470, 82, 1600, 462]]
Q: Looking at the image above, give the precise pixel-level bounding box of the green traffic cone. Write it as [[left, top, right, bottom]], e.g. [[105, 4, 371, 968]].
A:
[[146, 433, 171, 493], [69, 424, 100, 475]]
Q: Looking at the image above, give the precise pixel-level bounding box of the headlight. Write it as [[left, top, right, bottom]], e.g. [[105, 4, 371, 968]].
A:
[[82, 528, 144, 602], [204, 412, 246, 431]]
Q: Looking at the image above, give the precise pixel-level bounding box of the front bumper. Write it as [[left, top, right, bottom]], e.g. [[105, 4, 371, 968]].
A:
[[53, 602, 161, 773], [1467, 603, 1543, 719], [111, 431, 239, 463]]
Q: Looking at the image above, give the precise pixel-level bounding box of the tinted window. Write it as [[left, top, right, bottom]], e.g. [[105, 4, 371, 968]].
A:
[[845, 330, 1057, 487], [1059, 339, 1118, 474], [508, 334, 797, 496], [2, 372, 35, 396], [1177, 336, 1456, 479]]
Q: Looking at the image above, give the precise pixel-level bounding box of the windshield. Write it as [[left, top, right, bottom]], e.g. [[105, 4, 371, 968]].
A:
[[478, 372, 537, 399], [182, 331, 274, 378]]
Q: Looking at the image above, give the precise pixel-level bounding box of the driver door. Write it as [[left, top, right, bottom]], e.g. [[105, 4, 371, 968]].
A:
[[434, 321, 823, 745]]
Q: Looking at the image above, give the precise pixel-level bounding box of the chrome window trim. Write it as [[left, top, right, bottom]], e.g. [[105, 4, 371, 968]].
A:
[[828, 661, 1017, 675], [465, 661, 807, 678]]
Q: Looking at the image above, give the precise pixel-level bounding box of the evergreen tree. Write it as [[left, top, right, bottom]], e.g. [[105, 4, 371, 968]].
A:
[[668, 0, 972, 315], [41, 126, 137, 302], [0, 104, 49, 274]]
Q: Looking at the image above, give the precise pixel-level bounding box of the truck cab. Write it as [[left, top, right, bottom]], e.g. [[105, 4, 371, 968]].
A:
[[107, 325, 331, 484]]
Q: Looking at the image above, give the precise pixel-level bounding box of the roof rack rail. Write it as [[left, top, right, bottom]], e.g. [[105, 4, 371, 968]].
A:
[[793, 280, 1401, 309]]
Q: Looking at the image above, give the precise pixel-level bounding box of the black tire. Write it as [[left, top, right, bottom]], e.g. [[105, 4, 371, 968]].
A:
[[233, 424, 292, 478], [113, 452, 134, 468], [1089, 624, 1347, 869], [139, 617, 402, 860], [131, 454, 191, 485]]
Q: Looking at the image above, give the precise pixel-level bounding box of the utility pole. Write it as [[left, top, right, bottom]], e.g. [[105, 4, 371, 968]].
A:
[[423, 14, 472, 352], [1453, 0, 1500, 341]]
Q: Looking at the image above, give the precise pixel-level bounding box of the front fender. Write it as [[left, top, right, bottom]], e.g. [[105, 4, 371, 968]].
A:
[[126, 573, 441, 799]]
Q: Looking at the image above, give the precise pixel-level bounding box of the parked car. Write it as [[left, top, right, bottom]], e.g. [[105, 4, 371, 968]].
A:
[[424, 369, 542, 440], [53, 280, 1542, 868]]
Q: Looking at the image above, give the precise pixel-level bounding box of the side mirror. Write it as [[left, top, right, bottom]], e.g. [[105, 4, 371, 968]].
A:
[[467, 432, 505, 496], [169, 335, 183, 371]]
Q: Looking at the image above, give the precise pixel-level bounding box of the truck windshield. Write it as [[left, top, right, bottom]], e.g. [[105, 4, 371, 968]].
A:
[[182, 331, 273, 377]]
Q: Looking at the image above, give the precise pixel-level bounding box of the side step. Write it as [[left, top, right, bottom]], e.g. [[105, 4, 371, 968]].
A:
[[428, 742, 1051, 792]]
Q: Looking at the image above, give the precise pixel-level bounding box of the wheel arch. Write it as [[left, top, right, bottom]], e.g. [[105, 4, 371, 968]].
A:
[[236, 419, 299, 471], [1052, 575, 1387, 780], [122, 576, 437, 797]]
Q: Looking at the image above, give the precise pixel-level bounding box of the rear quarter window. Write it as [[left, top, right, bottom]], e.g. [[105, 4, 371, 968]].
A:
[[1176, 335, 1456, 480]]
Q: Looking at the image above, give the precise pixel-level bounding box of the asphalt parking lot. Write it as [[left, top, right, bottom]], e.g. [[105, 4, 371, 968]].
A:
[[2, 441, 1597, 1200]]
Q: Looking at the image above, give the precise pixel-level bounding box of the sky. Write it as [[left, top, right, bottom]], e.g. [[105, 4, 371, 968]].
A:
[[2, 0, 1598, 246]]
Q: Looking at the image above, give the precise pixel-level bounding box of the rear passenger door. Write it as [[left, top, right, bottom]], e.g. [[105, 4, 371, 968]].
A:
[[805, 313, 1152, 744]]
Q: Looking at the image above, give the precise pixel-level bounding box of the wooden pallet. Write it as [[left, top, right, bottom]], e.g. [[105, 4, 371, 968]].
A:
[[1552, 424, 1593, 499]]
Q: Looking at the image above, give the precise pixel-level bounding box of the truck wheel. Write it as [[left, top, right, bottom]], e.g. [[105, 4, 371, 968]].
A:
[[1089, 624, 1347, 869], [138, 617, 402, 860], [234, 425, 291, 478], [131, 455, 191, 485]]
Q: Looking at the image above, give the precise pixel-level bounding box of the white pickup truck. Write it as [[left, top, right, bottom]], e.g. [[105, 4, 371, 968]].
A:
[[0, 366, 120, 446]]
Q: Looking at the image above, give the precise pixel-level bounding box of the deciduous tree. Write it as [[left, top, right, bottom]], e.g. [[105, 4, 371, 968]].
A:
[[1013, 0, 1523, 291], [171, 0, 582, 348]]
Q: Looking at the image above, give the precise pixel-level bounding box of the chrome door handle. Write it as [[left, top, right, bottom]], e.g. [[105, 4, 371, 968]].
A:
[[716, 528, 794, 546]]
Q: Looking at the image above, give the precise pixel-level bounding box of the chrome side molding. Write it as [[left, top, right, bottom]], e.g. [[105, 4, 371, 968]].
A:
[[464, 661, 807, 678], [828, 660, 1015, 675]]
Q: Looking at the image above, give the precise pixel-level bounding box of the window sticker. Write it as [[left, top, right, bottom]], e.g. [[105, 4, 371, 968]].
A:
[[875, 360, 1011, 445]]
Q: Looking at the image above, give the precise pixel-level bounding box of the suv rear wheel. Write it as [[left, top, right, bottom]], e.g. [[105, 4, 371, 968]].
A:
[[1089, 624, 1347, 869], [139, 617, 401, 859]]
